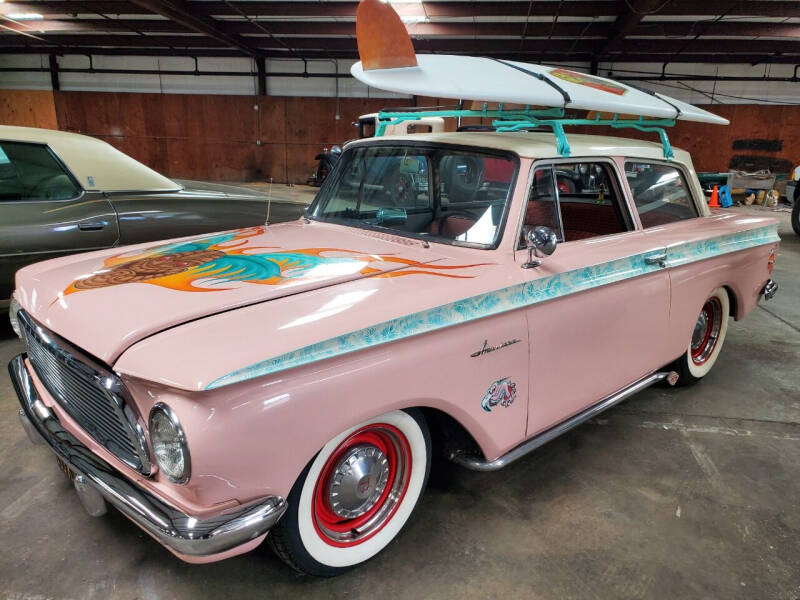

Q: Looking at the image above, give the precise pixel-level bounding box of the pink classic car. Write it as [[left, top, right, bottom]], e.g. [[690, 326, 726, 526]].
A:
[[5, 1, 780, 575], [8, 130, 780, 575]]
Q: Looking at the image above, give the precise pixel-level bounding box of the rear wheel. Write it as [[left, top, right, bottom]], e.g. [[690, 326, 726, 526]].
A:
[[269, 409, 430, 576], [671, 287, 730, 385]]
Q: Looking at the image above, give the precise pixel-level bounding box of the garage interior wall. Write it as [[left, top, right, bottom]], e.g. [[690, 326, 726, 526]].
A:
[[0, 55, 798, 184]]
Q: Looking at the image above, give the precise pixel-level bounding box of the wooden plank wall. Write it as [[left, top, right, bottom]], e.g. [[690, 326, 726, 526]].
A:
[[0, 90, 59, 129], [1, 89, 796, 182], [572, 104, 799, 174], [52, 92, 408, 184]]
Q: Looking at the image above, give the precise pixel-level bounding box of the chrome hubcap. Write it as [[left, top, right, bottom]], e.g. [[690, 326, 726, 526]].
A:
[[327, 445, 390, 519], [691, 297, 722, 365], [691, 310, 709, 350]]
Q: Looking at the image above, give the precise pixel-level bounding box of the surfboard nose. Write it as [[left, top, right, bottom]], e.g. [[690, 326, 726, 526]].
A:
[[356, 0, 418, 71]]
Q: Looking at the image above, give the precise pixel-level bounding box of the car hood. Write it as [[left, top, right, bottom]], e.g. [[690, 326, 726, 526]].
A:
[[13, 222, 452, 364], [174, 179, 272, 199]]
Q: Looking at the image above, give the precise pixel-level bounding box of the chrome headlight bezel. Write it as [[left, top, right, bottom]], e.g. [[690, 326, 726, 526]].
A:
[[149, 402, 191, 484], [9, 297, 21, 339]]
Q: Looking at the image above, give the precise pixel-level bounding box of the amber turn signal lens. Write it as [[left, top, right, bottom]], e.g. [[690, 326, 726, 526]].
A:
[[767, 249, 776, 274]]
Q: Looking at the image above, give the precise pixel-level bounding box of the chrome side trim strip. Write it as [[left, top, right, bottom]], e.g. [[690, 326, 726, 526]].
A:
[[451, 370, 678, 472], [207, 223, 778, 389], [10, 355, 287, 557]]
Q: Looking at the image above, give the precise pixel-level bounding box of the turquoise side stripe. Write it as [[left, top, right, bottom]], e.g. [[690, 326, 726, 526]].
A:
[[665, 224, 779, 268], [206, 224, 779, 390]]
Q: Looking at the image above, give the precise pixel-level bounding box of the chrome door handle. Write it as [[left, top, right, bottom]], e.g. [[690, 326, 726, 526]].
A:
[[644, 253, 667, 268], [79, 221, 106, 231]]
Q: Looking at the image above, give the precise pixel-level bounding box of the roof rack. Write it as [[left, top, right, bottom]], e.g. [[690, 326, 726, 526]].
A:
[[375, 104, 676, 159]]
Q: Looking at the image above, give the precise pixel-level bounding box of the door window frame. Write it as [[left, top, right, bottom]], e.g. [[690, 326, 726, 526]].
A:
[[0, 140, 84, 204], [516, 156, 635, 249], [622, 157, 703, 229]]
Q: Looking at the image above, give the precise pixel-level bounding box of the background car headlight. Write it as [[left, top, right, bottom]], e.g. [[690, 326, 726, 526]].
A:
[[149, 403, 191, 483], [9, 297, 21, 339]]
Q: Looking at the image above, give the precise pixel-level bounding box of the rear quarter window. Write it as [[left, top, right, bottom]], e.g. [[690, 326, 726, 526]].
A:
[[0, 141, 80, 202], [625, 162, 698, 227]]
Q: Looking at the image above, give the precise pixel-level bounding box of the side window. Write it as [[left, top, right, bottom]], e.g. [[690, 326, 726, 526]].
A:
[[0, 141, 80, 202], [556, 162, 629, 242], [625, 162, 698, 227], [521, 166, 562, 247]]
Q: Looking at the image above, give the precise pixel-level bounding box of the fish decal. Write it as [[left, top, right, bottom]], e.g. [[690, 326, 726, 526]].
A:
[[481, 378, 517, 412], [549, 68, 627, 96], [60, 226, 488, 297]]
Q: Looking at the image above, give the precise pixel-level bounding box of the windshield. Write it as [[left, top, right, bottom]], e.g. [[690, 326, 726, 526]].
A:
[[311, 145, 517, 248]]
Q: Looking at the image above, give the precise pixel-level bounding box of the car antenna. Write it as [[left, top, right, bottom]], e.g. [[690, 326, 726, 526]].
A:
[[266, 177, 273, 225]]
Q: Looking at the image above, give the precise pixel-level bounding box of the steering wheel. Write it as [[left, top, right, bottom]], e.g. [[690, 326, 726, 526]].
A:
[[389, 171, 416, 207], [443, 156, 485, 200], [556, 175, 577, 195]]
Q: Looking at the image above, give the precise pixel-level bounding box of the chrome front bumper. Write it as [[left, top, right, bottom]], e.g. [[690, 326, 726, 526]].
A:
[[9, 354, 287, 559], [761, 278, 778, 301]]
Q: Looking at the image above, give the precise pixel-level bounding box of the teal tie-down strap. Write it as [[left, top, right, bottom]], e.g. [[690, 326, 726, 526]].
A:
[[375, 106, 677, 159]]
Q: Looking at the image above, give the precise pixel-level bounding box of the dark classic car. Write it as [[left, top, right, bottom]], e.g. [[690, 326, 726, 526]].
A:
[[0, 125, 307, 307]]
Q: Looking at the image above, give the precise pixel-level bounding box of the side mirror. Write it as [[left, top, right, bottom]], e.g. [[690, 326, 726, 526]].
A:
[[522, 225, 558, 269]]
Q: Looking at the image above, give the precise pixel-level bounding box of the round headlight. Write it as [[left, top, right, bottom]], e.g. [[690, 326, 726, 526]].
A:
[[149, 403, 191, 484], [9, 297, 22, 339]]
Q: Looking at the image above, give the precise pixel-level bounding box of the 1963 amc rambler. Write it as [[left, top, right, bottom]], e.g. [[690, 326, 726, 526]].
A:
[[7, 1, 780, 577]]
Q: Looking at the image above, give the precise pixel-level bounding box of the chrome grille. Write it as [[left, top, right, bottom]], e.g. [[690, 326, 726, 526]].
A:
[[18, 310, 151, 474]]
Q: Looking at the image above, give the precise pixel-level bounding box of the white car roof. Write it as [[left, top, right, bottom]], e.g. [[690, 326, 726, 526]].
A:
[[0, 125, 180, 193], [350, 130, 694, 164]]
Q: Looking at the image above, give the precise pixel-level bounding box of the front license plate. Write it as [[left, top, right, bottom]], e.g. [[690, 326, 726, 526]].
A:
[[55, 456, 75, 482]]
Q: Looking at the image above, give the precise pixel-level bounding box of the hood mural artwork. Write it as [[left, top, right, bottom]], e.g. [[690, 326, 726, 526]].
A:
[[61, 227, 487, 297]]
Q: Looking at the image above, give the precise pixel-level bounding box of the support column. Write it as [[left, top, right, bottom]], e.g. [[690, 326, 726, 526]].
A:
[[49, 54, 60, 91]]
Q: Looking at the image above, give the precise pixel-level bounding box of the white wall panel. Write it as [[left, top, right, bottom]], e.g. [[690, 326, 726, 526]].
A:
[[0, 53, 796, 104], [0, 54, 52, 89]]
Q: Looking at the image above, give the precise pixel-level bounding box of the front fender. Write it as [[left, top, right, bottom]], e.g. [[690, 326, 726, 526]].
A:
[[120, 309, 530, 511]]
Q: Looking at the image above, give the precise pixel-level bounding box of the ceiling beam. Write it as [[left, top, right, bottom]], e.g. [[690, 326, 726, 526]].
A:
[[602, 0, 671, 53], [7, 1, 800, 19], [7, 34, 799, 56], [125, 0, 264, 57], [3, 45, 799, 65], [5, 18, 800, 40]]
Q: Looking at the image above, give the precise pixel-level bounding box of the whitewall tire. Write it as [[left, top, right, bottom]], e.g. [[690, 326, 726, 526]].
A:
[[673, 287, 730, 385], [269, 409, 431, 576]]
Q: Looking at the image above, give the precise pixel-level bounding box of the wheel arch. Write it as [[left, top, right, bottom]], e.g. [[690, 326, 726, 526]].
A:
[[416, 406, 484, 461], [721, 284, 740, 320]]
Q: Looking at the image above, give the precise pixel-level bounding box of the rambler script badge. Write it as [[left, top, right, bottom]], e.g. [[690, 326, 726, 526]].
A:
[[470, 338, 521, 358]]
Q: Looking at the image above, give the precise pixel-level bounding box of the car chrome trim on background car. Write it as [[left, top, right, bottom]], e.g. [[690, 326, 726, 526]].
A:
[[9, 355, 287, 557], [207, 224, 779, 389], [453, 370, 678, 471]]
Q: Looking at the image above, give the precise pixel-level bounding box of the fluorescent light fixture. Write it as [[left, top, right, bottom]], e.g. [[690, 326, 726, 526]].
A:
[[7, 13, 44, 20], [401, 15, 429, 25]]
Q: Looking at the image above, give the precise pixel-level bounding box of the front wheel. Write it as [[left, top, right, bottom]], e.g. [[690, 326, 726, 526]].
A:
[[269, 409, 431, 576], [671, 287, 730, 385]]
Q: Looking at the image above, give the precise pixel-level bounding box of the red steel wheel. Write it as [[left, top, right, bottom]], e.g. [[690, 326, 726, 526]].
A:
[[690, 296, 723, 366], [311, 423, 411, 547], [671, 287, 730, 385], [268, 409, 430, 576]]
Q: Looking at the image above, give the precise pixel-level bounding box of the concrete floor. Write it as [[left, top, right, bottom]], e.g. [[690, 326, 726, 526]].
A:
[[0, 207, 797, 600]]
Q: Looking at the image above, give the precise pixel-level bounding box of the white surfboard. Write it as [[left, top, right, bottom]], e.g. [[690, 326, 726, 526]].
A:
[[351, 55, 728, 126]]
